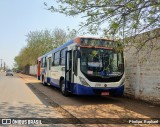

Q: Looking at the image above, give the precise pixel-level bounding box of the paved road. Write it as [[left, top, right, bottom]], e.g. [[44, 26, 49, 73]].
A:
[[0, 72, 77, 127], [0, 72, 40, 104]]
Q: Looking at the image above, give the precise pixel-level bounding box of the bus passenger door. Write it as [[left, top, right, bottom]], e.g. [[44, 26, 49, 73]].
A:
[[47, 57, 52, 83], [37, 60, 41, 80], [65, 50, 73, 91]]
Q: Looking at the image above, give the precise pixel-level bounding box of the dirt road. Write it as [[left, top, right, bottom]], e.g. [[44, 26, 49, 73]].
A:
[[18, 73, 160, 127]]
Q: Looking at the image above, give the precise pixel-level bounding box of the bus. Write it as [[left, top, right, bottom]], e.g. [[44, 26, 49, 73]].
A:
[[37, 37, 125, 96]]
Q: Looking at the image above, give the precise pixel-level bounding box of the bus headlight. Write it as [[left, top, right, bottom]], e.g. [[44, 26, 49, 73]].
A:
[[79, 76, 90, 87]]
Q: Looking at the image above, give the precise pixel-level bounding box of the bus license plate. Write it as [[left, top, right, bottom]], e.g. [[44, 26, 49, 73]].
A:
[[101, 92, 109, 96]]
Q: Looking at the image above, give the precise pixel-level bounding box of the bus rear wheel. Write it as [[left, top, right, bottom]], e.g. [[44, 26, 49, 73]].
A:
[[60, 80, 70, 97], [42, 76, 47, 86]]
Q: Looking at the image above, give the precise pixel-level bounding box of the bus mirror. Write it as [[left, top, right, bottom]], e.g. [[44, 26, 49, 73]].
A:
[[76, 50, 81, 58]]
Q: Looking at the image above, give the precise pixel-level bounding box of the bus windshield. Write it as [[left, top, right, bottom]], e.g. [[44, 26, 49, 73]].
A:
[[80, 47, 124, 81]]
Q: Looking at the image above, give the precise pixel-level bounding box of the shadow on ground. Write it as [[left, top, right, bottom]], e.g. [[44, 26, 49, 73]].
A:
[[25, 83, 160, 119]]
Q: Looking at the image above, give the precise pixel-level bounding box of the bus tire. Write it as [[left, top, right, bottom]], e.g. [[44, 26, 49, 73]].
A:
[[60, 80, 70, 97], [42, 75, 47, 86]]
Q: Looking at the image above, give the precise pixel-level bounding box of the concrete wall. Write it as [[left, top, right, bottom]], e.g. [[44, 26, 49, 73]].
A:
[[29, 65, 37, 76], [124, 33, 160, 105]]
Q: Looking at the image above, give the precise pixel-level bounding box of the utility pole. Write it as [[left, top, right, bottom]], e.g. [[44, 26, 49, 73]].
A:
[[0, 59, 2, 69], [4, 62, 5, 71]]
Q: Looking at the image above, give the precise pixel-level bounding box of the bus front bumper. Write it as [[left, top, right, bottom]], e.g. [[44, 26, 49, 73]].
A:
[[72, 83, 124, 96]]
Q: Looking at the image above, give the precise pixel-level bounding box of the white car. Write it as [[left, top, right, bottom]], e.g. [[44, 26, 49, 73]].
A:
[[6, 70, 13, 76]]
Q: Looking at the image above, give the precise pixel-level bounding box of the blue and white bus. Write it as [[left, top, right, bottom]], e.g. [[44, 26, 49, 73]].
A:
[[37, 37, 125, 96]]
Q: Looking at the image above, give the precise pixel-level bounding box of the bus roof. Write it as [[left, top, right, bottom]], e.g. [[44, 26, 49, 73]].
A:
[[38, 39, 74, 60], [38, 36, 115, 60]]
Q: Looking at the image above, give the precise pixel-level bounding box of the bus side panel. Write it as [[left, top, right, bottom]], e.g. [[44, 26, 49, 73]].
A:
[[47, 77, 51, 84], [49, 66, 62, 87], [72, 83, 95, 95], [50, 79, 60, 88]]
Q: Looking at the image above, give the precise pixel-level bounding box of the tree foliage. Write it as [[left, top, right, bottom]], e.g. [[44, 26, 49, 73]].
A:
[[45, 0, 160, 53], [15, 28, 77, 69]]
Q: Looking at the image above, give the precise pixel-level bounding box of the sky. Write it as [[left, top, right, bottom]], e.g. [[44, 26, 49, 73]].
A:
[[0, 0, 83, 69]]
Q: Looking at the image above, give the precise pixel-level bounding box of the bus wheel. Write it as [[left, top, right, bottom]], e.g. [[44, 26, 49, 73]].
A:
[[42, 76, 47, 86], [60, 80, 70, 97]]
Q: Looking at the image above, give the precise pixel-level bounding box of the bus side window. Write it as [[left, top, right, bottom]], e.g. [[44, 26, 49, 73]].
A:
[[41, 58, 43, 67], [52, 53, 55, 66], [44, 57, 47, 67], [54, 51, 60, 66], [49, 58, 51, 70], [60, 48, 67, 65]]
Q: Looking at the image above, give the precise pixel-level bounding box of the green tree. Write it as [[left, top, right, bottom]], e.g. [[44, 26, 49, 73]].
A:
[[45, 0, 160, 53], [52, 27, 78, 48], [15, 28, 77, 69]]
